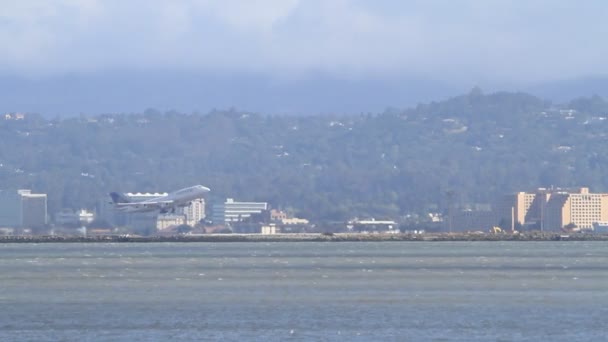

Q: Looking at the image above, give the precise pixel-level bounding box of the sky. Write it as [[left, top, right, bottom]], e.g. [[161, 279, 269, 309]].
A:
[[1, 0, 606, 82], [0, 1, 607, 114]]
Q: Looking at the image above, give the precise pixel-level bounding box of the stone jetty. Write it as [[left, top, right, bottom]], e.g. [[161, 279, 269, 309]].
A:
[[2, 232, 608, 243]]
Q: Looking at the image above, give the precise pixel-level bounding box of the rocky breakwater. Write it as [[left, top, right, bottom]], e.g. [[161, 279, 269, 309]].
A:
[[2, 232, 608, 243]]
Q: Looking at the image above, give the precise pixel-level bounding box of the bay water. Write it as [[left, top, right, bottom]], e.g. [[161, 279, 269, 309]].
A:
[[0, 242, 606, 341]]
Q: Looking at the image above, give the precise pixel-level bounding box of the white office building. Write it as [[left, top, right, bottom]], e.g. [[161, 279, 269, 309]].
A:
[[212, 198, 268, 224], [157, 214, 186, 230], [0, 189, 47, 227], [55, 209, 95, 226]]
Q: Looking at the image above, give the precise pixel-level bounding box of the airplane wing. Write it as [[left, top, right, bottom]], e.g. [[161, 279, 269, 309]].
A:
[[114, 200, 175, 211]]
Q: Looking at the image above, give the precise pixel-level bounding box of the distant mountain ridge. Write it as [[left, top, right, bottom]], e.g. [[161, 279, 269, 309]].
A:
[[0, 71, 457, 116], [2, 71, 606, 116], [525, 76, 608, 103]]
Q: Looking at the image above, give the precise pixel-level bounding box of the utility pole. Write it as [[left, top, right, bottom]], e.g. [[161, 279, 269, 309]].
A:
[[540, 192, 545, 232], [540, 199, 543, 232], [511, 206, 515, 233], [446, 190, 455, 233]]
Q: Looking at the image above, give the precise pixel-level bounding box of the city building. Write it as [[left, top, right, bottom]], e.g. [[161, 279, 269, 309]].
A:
[[0, 189, 47, 228], [179, 198, 205, 226], [269, 209, 287, 221], [4, 112, 25, 120], [496, 189, 553, 231], [544, 189, 608, 231], [281, 218, 309, 225], [592, 222, 608, 233], [0, 190, 22, 227], [0, 227, 15, 235], [261, 224, 277, 235], [212, 198, 268, 225], [21, 191, 48, 228], [347, 219, 398, 233], [156, 214, 186, 230], [449, 209, 496, 232], [55, 209, 95, 226], [260, 209, 310, 227], [496, 187, 608, 232]]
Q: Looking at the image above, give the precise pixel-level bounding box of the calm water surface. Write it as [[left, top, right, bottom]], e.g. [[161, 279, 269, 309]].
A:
[[0, 241, 607, 341]]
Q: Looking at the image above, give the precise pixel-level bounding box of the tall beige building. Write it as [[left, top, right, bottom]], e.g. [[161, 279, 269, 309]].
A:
[[179, 198, 205, 226], [544, 189, 608, 231], [495, 192, 537, 229], [496, 187, 608, 232]]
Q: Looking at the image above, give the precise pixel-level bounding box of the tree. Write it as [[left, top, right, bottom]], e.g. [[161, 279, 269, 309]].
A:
[[1, 91, 605, 225], [176, 224, 193, 234]]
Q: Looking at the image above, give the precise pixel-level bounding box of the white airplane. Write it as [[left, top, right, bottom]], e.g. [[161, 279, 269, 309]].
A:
[[110, 185, 210, 214]]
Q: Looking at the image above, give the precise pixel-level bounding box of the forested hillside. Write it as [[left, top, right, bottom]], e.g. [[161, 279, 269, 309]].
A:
[[2, 89, 608, 221]]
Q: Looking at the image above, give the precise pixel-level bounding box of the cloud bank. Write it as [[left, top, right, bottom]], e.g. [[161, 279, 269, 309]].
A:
[[0, 0, 607, 84]]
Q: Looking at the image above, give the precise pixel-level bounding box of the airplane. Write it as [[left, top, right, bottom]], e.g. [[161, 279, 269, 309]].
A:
[[109, 185, 210, 214]]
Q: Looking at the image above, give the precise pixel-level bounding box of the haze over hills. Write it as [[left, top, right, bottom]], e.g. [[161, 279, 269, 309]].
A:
[[2, 89, 608, 222], [2, 2, 607, 117], [1, 72, 608, 116], [525, 76, 608, 103]]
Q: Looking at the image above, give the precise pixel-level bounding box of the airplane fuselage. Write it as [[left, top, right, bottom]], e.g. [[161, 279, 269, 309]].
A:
[[111, 185, 210, 214]]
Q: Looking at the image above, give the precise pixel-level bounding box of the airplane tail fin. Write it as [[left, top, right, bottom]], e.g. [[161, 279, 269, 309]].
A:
[[110, 192, 131, 204]]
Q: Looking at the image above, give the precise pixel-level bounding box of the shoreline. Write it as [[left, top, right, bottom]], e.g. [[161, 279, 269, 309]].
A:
[[2, 232, 608, 243]]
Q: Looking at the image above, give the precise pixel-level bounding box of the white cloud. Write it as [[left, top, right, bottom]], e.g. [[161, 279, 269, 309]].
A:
[[191, 0, 300, 32], [0, 0, 606, 82]]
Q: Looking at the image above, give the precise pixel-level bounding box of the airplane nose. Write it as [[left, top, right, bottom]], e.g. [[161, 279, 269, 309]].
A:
[[199, 185, 211, 192]]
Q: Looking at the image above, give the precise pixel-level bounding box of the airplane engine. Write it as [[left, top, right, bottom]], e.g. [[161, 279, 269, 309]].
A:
[[159, 203, 175, 214]]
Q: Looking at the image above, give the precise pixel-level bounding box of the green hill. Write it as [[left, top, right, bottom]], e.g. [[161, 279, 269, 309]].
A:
[[2, 90, 608, 221]]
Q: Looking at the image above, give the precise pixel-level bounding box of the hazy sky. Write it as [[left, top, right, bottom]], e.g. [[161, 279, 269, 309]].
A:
[[1, 0, 606, 84]]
